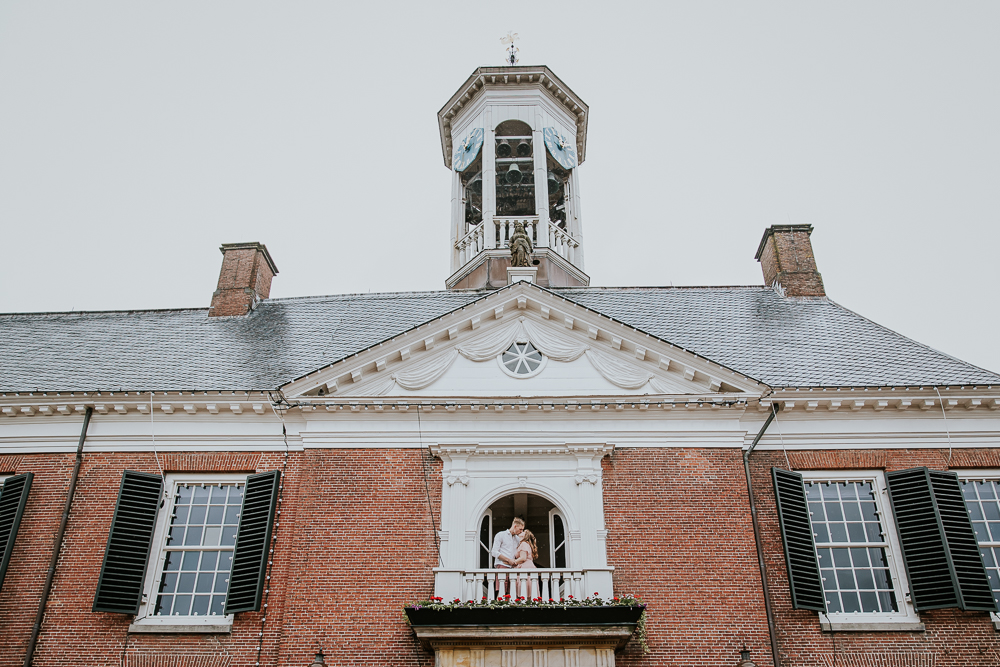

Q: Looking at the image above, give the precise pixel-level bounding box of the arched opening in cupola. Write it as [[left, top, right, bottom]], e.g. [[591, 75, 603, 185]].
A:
[[494, 119, 535, 219], [477, 492, 567, 570]]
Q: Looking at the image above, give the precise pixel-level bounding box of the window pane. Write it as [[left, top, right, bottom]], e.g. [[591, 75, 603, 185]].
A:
[[154, 483, 243, 617], [805, 480, 898, 613], [961, 479, 1000, 607]]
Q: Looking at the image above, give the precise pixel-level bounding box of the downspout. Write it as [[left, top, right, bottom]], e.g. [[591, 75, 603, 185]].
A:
[[743, 403, 781, 667], [24, 406, 92, 667]]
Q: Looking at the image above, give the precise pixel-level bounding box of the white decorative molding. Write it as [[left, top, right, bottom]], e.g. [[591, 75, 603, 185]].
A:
[[446, 475, 470, 486], [575, 474, 600, 485]]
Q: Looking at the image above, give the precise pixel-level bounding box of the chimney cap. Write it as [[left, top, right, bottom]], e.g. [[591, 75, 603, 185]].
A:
[[219, 242, 279, 275], [754, 225, 814, 261]]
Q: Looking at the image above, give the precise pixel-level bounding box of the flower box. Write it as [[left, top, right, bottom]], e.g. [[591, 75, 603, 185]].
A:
[[405, 604, 644, 627]]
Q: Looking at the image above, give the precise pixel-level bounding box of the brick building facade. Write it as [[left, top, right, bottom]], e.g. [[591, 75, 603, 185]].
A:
[[2, 66, 999, 667]]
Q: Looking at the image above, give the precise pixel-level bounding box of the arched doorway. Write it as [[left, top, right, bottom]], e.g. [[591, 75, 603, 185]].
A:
[[477, 492, 567, 569]]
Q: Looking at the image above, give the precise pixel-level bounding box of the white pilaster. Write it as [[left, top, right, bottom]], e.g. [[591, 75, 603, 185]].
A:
[[483, 108, 497, 249], [569, 167, 584, 269], [533, 111, 550, 248], [451, 168, 463, 273]]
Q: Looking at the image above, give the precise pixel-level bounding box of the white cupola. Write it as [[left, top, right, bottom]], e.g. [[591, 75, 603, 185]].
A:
[[439, 66, 590, 289]]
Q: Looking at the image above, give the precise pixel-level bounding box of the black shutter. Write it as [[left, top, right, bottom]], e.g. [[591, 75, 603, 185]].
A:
[[92, 471, 163, 614], [928, 470, 997, 611], [886, 467, 996, 612], [0, 472, 34, 591], [224, 470, 280, 614], [772, 468, 827, 611]]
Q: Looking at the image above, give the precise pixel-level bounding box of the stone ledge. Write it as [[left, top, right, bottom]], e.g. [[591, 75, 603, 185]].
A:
[[127, 621, 232, 634], [820, 621, 925, 633]]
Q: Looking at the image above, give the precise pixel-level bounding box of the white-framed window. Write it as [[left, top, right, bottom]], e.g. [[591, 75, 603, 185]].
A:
[[498, 342, 546, 378], [958, 471, 1000, 626], [802, 471, 921, 629], [128, 472, 246, 633]]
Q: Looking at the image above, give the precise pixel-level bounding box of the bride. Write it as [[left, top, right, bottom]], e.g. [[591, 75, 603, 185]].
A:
[[512, 529, 539, 598]]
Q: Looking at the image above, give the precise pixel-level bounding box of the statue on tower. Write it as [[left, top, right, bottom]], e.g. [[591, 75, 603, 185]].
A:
[[509, 221, 533, 267]]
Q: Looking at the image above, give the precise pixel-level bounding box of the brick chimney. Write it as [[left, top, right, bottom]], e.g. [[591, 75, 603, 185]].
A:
[[754, 225, 825, 297], [208, 243, 279, 317]]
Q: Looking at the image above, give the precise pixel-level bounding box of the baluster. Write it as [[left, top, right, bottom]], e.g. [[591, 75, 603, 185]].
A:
[[476, 572, 486, 601], [530, 573, 539, 600], [574, 572, 584, 599], [477, 225, 484, 252], [519, 572, 528, 599], [488, 572, 496, 601], [499, 570, 508, 598]]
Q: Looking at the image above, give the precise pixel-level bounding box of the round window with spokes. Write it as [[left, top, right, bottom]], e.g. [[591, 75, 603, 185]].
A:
[[499, 341, 546, 378]]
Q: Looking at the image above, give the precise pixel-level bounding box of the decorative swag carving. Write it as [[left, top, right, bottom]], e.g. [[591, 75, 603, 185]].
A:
[[343, 317, 682, 396]]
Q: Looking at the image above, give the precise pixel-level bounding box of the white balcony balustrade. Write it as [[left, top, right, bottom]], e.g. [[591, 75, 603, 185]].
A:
[[464, 568, 584, 602], [433, 567, 614, 603], [549, 225, 579, 264], [456, 221, 487, 266], [495, 217, 538, 248]]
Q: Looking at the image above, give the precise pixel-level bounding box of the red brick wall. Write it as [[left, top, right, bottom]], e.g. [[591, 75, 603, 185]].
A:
[[750, 448, 1000, 667], [0, 449, 442, 667], [0, 451, 290, 667], [4, 446, 999, 666], [274, 448, 441, 667], [603, 448, 773, 667]]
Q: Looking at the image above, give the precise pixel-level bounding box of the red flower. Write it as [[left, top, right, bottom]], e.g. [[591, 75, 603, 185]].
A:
[[568, 595, 574, 599], [594, 592, 599, 596], [549, 598, 555, 602], [613, 597, 620, 601], [482, 596, 487, 600]]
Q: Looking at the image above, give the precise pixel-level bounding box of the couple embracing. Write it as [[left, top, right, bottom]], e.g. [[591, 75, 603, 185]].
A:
[[489, 517, 538, 597]]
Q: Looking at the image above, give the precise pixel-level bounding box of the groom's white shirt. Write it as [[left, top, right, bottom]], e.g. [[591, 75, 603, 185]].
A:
[[490, 529, 520, 568]]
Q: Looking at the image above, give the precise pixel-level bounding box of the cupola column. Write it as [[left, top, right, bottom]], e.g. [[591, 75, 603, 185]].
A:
[[450, 168, 463, 271], [569, 167, 585, 269], [532, 118, 550, 248], [482, 110, 497, 249]]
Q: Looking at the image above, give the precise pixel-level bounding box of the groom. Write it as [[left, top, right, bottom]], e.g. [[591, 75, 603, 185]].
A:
[[490, 517, 524, 571]]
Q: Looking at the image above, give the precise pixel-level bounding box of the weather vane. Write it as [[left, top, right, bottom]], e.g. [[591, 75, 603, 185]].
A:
[[501, 31, 519, 66]]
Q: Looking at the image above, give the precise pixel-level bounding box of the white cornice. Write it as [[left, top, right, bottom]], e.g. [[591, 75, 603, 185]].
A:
[[438, 66, 589, 168]]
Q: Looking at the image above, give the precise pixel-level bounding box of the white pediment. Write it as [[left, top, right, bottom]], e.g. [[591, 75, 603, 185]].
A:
[[281, 283, 764, 400]]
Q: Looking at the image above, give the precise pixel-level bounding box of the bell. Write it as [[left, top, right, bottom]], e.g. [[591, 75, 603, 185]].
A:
[[547, 171, 562, 194], [505, 163, 523, 184], [516, 140, 531, 157], [468, 177, 482, 194], [496, 140, 512, 158]]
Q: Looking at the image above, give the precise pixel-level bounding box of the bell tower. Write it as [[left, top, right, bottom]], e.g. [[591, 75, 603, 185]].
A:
[[439, 66, 590, 289]]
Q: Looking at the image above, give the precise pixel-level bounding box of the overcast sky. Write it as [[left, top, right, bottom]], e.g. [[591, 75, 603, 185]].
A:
[[1, 2, 997, 375]]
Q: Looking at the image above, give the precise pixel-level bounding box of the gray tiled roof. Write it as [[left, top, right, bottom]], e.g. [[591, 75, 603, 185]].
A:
[[1, 286, 996, 392]]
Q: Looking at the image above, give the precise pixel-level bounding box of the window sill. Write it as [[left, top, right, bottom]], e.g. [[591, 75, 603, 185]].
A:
[[128, 617, 233, 634], [819, 614, 924, 633]]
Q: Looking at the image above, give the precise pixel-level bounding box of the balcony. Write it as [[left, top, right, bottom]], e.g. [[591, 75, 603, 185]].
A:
[[455, 217, 580, 267], [436, 567, 614, 602]]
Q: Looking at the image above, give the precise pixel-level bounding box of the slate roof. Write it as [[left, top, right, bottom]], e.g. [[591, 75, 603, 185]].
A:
[[1, 286, 997, 392]]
